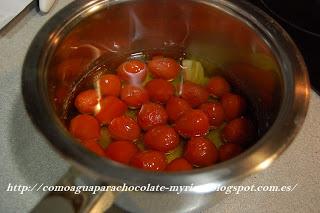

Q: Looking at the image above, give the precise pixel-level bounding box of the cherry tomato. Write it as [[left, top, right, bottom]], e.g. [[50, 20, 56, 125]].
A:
[[144, 125, 179, 152], [221, 93, 246, 121], [181, 81, 209, 108], [138, 103, 168, 130], [108, 115, 141, 141], [166, 97, 192, 122], [98, 74, 121, 97], [74, 89, 99, 114], [82, 140, 106, 157], [148, 57, 180, 80], [95, 96, 127, 124], [218, 143, 243, 162], [199, 102, 225, 128], [69, 115, 100, 140], [166, 158, 193, 172], [222, 117, 253, 145], [175, 110, 209, 138], [120, 84, 149, 108], [105, 141, 139, 164], [206, 76, 231, 98], [117, 60, 147, 84], [184, 137, 218, 167], [145, 79, 175, 104], [130, 150, 167, 171]]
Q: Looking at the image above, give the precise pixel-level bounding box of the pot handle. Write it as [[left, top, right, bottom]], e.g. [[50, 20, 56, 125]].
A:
[[30, 167, 122, 213]]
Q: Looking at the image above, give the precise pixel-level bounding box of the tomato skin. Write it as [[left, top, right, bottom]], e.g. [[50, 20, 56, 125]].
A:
[[175, 110, 209, 138], [120, 84, 149, 109], [148, 57, 180, 80], [199, 102, 225, 128], [145, 79, 175, 104], [95, 96, 127, 124], [181, 81, 209, 108], [206, 76, 231, 98], [70, 115, 100, 140], [166, 97, 192, 122], [138, 103, 168, 130], [82, 140, 106, 157], [98, 74, 121, 97], [117, 60, 147, 84], [222, 117, 253, 145], [221, 93, 246, 121], [144, 125, 179, 152], [184, 137, 218, 167], [166, 158, 193, 172], [218, 143, 243, 162], [74, 89, 99, 114], [105, 141, 139, 164], [130, 150, 167, 171], [108, 115, 141, 141]]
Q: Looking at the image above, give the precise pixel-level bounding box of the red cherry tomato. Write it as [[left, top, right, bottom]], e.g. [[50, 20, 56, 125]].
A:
[[218, 143, 243, 162], [130, 150, 167, 171], [105, 141, 139, 164], [69, 115, 100, 140], [108, 115, 141, 141], [184, 137, 218, 167], [199, 102, 225, 128], [117, 60, 147, 84], [181, 81, 209, 108], [138, 103, 168, 130], [222, 117, 253, 145], [144, 125, 179, 152], [206, 76, 231, 98], [166, 158, 193, 172], [148, 57, 180, 80], [221, 93, 246, 121], [175, 110, 209, 138], [82, 140, 106, 157], [95, 96, 127, 124], [98, 74, 121, 97], [120, 84, 149, 109], [145, 79, 175, 104], [74, 89, 99, 114], [166, 97, 192, 122]]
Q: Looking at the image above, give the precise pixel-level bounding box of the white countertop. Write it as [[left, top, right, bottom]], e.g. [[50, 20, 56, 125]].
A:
[[0, 1, 319, 212]]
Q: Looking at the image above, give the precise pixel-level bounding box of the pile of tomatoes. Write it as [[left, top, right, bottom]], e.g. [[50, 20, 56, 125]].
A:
[[68, 55, 254, 172]]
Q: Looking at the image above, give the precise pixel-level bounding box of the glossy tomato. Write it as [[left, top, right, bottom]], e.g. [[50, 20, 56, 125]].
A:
[[108, 115, 141, 141], [120, 84, 149, 108], [69, 114, 100, 140], [218, 143, 243, 162], [138, 103, 168, 130], [166, 96, 192, 122], [199, 102, 225, 128], [166, 158, 193, 172], [144, 125, 179, 152], [130, 150, 167, 171], [221, 93, 246, 121], [98, 74, 121, 97], [148, 57, 180, 80], [181, 81, 209, 108], [206, 76, 231, 98], [105, 141, 138, 164], [82, 139, 106, 157], [222, 117, 253, 145], [74, 89, 99, 114], [184, 137, 218, 167], [117, 60, 147, 84], [145, 79, 175, 104], [175, 110, 209, 138], [95, 96, 127, 124]]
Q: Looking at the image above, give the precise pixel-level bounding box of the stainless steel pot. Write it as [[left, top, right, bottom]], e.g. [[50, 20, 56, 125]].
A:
[[22, 0, 310, 212]]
